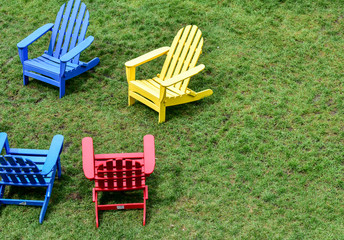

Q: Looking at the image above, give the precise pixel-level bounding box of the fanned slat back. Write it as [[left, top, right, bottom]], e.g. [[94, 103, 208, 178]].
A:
[[47, 0, 89, 64], [95, 159, 145, 190], [160, 25, 204, 92], [0, 156, 46, 185]]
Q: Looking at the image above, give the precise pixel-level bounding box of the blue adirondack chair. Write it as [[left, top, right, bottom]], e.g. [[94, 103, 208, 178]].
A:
[[0, 133, 64, 224], [17, 0, 99, 98]]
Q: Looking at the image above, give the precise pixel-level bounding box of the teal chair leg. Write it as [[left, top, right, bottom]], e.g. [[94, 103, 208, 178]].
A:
[[39, 185, 53, 224]]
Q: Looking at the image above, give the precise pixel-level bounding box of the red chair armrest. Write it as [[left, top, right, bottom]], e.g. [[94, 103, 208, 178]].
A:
[[143, 135, 155, 176], [82, 137, 95, 180]]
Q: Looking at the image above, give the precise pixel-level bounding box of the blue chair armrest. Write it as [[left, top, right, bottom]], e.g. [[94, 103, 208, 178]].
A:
[[60, 36, 94, 63], [0, 132, 8, 153], [41, 135, 64, 175], [17, 23, 54, 49]]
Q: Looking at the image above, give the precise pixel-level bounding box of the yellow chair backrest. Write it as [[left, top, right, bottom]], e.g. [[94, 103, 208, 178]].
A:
[[159, 25, 203, 92]]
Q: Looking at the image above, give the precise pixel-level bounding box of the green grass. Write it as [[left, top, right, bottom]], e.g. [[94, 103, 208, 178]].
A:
[[1, 0, 344, 239]]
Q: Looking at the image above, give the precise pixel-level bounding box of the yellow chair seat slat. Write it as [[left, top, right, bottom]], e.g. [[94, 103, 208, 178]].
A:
[[130, 80, 180, 100]]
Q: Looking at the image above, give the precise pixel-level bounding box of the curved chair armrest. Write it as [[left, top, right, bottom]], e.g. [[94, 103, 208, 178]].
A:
[[125, 47, 170, 68], [143, 135, 155, 176], [60, 36, 94, 63], [17, 23, 54, 49], [0, 132, 8, 153], [82, 137, 95, 180], [161, 64, 205, 87], [41, 135, 64, 175]]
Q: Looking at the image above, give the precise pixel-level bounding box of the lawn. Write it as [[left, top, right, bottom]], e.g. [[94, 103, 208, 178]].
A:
[[1, 0, 344, 239]]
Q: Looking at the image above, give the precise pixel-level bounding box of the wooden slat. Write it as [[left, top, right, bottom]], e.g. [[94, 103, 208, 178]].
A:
[[130, 81, 160, 100], [4, 156, 20, 183], [61, 0, 81, 56], [12, 157, 28, 183], [42, 54, 79, 68], [95, 153, 143, 160], [180, 32, 203, 92], [129, 91, 160, 112], [24, 71, 60, 87], [164, 25, 192, 80], [135, 162, 142, 187], [151, 78, 185, 96], [125, 161, 132, 188], [26, 160, 38, 184], [97, 165, 104, 188], [116, 159, 123, 188], [69, 3, 87, 53], [147, 79, 180, 97], [160, 27, 184, 79], [106, 160, 114, 188], [37, 56, 75, 71], [54, 0, 74, 58], [73, 10, 89, 64], [174, 26, 198, 89], [0, 156, 10, 182], [48, 3, 66, 55]]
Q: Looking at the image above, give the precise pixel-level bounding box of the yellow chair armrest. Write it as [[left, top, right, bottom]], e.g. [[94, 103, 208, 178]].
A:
[[125, 47, 170, 68], [161, 64, 205, 87]]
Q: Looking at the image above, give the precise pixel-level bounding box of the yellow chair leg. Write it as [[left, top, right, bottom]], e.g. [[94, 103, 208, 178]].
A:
[[128, 95, 136, 106], [158, 105, 166, 123]]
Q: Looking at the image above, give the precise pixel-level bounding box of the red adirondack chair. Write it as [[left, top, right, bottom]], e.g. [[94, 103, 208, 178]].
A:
[[82, 135, 155, 227]]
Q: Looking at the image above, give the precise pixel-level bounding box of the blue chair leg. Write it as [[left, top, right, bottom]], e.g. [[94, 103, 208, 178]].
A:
[[59, 79, 65, 98], [23, 74, 29, 85], [39, 185, 52, 224]]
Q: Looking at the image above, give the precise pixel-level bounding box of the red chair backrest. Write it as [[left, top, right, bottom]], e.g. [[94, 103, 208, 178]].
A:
[[95, 158, 145, 190]]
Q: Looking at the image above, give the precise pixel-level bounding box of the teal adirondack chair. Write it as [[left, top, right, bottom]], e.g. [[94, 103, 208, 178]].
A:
[[17, 0, 99, 98]]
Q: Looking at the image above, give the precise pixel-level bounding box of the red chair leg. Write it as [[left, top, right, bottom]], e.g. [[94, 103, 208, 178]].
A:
[[94, 190, 99, 228], [143, 186, 148, 226]]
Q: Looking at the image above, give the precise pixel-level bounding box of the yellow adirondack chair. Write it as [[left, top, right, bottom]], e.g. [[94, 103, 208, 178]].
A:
[[125, 25, 213, 123]]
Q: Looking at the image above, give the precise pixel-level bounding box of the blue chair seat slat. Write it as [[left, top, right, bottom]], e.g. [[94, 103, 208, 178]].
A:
[[54, 0, 74, 58], [38, 57, 77, 72], [24, 60, 60, 78], [61, 0, 81, 57], [42, 54, 79, 68], [24, 56, 78, 78]]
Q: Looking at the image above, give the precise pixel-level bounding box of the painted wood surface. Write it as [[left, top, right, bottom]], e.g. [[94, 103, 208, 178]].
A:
[[125, 25, 213, 123], [0, 133, 64, 224], [81, 135, 156, 227], [17, 0, 99, 98]]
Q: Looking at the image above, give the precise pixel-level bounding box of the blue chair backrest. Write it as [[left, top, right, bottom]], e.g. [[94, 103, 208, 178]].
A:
[[47, 0, 90, 64]]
